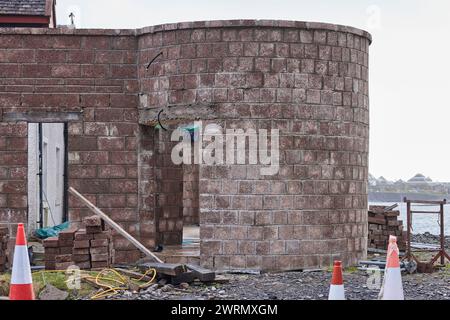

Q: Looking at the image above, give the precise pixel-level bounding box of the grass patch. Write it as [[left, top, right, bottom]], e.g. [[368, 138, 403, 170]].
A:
[[0, 271, 97, 299], [344, 266, 359, 273]]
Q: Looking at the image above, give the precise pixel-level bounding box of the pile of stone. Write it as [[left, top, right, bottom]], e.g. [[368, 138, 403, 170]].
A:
[[368, 205, 406, 250], [43, 215, 113, 270], [0, 227, 9, 272]]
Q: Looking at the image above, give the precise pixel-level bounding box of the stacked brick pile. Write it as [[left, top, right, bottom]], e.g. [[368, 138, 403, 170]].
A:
[[74, 216, 112, 269], [0, 227, 9, 272], [368, 205, 406, 250], [43, 216, 113, 270]]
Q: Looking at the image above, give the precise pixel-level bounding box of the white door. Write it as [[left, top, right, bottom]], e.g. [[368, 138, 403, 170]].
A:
[[28, 123, 65, 231]]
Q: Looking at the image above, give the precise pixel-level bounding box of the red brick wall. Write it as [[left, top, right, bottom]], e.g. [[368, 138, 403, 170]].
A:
[[137, 20, 371, 271], [0, 29, 141, 264], [1, 20, 371, 271]]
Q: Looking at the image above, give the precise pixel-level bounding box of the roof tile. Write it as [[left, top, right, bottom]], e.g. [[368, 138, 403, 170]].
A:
[[0, 0, 47, 16]]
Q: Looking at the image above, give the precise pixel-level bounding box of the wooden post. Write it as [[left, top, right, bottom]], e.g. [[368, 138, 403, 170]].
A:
[[68, 187, 163, 263]]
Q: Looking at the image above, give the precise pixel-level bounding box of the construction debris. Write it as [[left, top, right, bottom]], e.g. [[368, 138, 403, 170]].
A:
[[68, 187, 163, 263], [0, 227, 8, 272], [368, 205, 406, 251], [136, 262, 218, 285], [43, 216, 113, 270]]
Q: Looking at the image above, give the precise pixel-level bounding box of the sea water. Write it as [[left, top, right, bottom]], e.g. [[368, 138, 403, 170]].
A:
[[369, 202, 450, 235]]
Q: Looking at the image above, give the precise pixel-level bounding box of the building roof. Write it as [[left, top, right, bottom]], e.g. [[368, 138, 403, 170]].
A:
[[408, 173, 431, 183], [0, 0, 49, 16]]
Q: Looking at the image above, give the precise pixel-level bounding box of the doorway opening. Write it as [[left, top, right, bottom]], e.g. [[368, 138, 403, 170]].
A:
[[27, 122, 68, 232], [151, 124, 200, 264]]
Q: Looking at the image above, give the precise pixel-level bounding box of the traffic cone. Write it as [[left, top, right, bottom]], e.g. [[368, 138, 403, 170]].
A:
[[328, 260, 345, 300], [9, 223, 35, 300], [378, 235, 404, 300]]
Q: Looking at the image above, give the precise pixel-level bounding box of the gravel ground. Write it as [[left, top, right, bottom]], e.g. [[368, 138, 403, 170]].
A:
[[110, 232, 450, 301], [113, 267, 450, 301]]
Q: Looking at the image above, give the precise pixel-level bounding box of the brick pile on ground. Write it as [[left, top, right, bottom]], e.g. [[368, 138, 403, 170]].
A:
[[0, 227, 9, 272], [43, 236, 59, 270], [43, 216, 113, 270], [368, 205, 406, 250], [75, 215, 113, 269]]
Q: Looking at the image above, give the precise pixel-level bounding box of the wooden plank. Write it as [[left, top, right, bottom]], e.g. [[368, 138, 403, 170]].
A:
[[170, 271, 195, 285], [368, 216, 386, 225], [403, 198, 446, 205], [69, 187, 163, 263], [3, 111, 82, 123], [382, 203, 398, 212], [186, 264, 215, 282], [137, 262, 185, 276]]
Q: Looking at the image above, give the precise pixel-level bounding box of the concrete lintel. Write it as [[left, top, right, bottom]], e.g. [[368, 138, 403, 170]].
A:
[[2, 111, 82, 123], [139, 104, 217, 126]]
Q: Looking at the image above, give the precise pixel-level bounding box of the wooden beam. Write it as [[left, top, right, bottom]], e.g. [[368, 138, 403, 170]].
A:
[[186, 264, 215, 282], [3, 111, 82, 123], [137, 262, 184, 276], [138, 104, 217, 126], [68, 187, 163, 263]]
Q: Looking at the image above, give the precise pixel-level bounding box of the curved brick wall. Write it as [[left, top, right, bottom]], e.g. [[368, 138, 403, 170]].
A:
[[0, 20, 370, 271], [137, 20, 371, 271]]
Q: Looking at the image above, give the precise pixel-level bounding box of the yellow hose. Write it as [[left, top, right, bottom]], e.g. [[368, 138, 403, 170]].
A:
[[32, 267, 157, 300]]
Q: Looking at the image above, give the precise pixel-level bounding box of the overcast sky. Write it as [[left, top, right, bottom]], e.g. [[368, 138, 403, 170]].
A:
[[56, 0, 450, 182]]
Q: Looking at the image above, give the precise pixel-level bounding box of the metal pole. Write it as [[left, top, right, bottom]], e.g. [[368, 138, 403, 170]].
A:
[[440, 202, 445, 265], [62, 123, 69, 222], [38, 123, 43, 229], [406, 198, 411, 261]]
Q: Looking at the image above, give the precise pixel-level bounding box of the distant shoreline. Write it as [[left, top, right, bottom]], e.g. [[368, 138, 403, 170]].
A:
[[369, 192, 449, 203]]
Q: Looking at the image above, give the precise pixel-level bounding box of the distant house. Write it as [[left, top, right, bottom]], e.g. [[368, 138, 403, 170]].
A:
[[407, 173, 431, 184], [0, 0, 56, 28]]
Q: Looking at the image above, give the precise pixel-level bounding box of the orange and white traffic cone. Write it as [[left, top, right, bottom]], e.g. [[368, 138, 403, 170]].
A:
[[9, 223, 34, 300], [328, 260, 345, 300], [378, 235, 404, 300]]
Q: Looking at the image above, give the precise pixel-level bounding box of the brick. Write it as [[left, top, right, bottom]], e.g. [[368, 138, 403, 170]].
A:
[[44, 247, 59, 255], [91, 261, 109, 269], [74, 230, 93, 241], [83, 215, 102, 227], [90, 253, 109, 262], [93, 231, 111, 240], [90, 239, 108, 247], [73, 248, 90, 255], [55, 254, 73, 263], [59, 247, 73, 255], [73, 240, 90, 249], [86, 226, 103, 234], [43, 237, 59, 248], [58, 228, 77, 240], [73, 254, 90, 263], [90, 246, 108, 255]]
